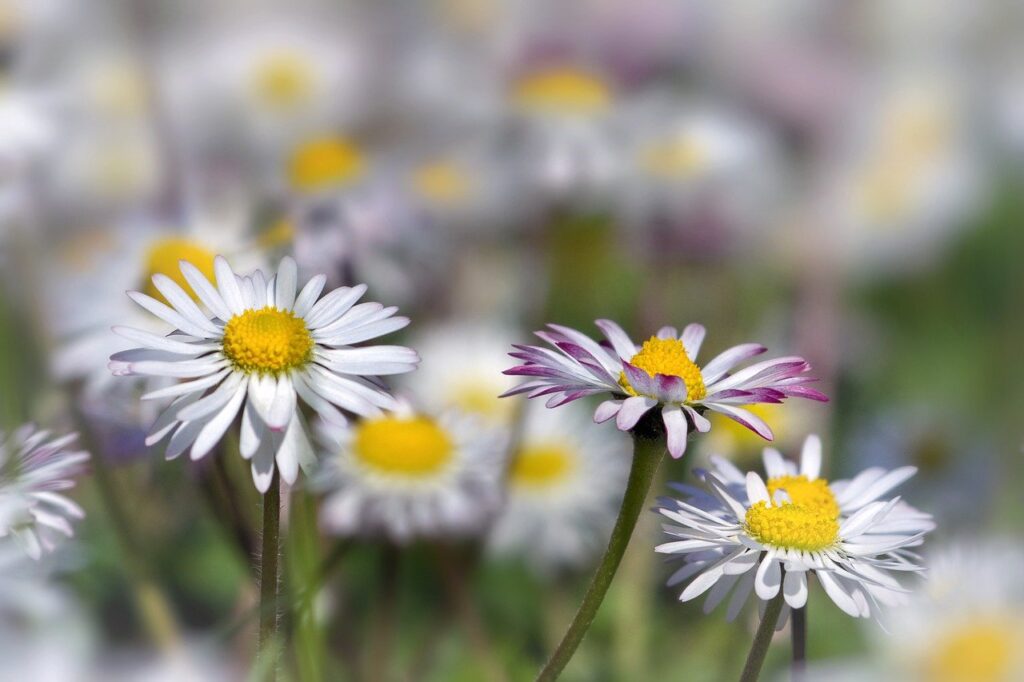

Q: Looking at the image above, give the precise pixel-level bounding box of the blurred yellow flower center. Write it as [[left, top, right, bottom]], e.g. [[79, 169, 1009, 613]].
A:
[[252, 51, 314, 109], [353, 417, 453, 476], [620, 336, 706, 401], [288, 137, 364, 192], [222, 307, 313, 374], [766, 475, 839, 519], [510, 444, 575, 488], [514, 67, 611, 115], [413, 162, 471, 204], [449, 381, 509, 421], [744, 500, 839, 552], [641, 137, 709, 178], [258, 219, 296, 249], [926, 621, 1016, 682], [143, 238, 217, 304]]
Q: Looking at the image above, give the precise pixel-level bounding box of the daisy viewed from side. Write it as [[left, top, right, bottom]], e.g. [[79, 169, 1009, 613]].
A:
[[110, 256, 418, 493], [655, 437, 933, 622], [503, 320, 827, 457], [315, 400, 507, 543], [0, 425, 89, 559]]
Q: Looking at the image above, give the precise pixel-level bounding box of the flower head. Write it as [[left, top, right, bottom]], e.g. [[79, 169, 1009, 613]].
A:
[[315, 401, 507, 543], [655, 435, 934, 621], [0, 426, 89, 559], [487, 404, 630, 575], [110, 256, 419, 492], [503, 320, 827, 457]]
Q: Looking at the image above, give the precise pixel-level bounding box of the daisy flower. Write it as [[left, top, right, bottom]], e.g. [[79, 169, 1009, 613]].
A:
[[0, 425, 89, 559], [503, 320, 827, 457], [315, 401, 507, 543], [487, 404, 630, 575], [398, 321, 518, 426], [109, 256, 418, 493], [655, 442, 933, 621]]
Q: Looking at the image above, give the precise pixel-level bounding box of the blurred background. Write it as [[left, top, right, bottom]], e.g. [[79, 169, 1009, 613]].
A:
[[1, 0, 1023, 680]]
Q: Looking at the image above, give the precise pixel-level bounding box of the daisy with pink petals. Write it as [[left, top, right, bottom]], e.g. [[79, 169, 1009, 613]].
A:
[[503, 320, 827, 457]]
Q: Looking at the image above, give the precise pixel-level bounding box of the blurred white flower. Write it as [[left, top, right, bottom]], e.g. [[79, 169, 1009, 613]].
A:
[[503, 64, 624, 209], [488, 403, 629, 575], [0, 425, 88, 559], [110, 256, 418, 492], [399, 320, 517, 425], [315, 401, 508, 543], [822, 72, 983, 275]]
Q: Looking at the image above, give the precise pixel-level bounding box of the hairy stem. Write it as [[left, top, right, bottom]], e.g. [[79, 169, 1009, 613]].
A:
[[739, 591, 785, 682], [257, 472, 282, 680]]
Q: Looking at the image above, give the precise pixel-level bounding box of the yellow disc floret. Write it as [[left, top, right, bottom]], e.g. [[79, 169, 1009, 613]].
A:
[[143, 238, 217, 304], [413, 161, 471, 205], [766, 475, 840, 520], [926, 620, 1019, 682], [514, 67, 611, 115], [352, 416, 453, 477], [509, 443, 575, 488], [744, 500, 839, 552], [222, 307, 314, 374], [252, 51, 314, 110], [288, 137, 365, 192], [640, 137, 710, 179], [620, 336, 706, 401]]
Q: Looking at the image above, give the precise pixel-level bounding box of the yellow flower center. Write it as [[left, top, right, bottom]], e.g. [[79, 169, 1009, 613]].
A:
[[222, 307, 314, 374], [640, 137, 710, 179], [509, 443, 575, 488], [352, 416, 453, 477], [413, 161, 471, 205], [251, 51, 315, 110], [258, 219, 296, 250], [288, 137, 365, 192], [143, 238, 217, 304], [619, 336, 706, 401], [926, 621, 1018, 682], [766, 475, 840, 520], [448, 381, 511, 422], [513, 67, 611, 115], [744, 500, 839, 552]]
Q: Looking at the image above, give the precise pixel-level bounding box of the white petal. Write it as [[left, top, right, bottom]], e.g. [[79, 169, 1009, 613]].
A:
[[180, 261, 231, 321], [214, 256, 246, 315], [275, 257, 298, 310], [616, 396, 656, 431], [755, 554, 781, 600], [783, 570, 807, 608], [800, 435, 822, 479], [189, 383, 247, 460], [746, 472, 770, 505]]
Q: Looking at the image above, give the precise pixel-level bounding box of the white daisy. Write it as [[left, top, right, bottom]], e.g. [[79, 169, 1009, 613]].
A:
[[503, 319, 827, 458], [109, 256, 419, 493], [505, 64, 624, 207], [49, 210, 259, 426], [654, 455, 932, 622], [0, 425, 88, 559], [805, 538, 1024, 682], [487, 404, 630, 575], [398, 321, 518, 426], [315, 401, 508, 543], [692, 435, 935, 536]]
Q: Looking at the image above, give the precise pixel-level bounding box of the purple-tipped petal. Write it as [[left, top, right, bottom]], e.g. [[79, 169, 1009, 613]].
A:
[[683, 406, 711, 433], [656, 325, 678, 340], [594, 399, 623, 423], [707, 404, 775, 441], [654, 373, 689, 403], [701, 344, 768, 383], [595, 319, 637, 359], [663, 406, 690, 458], [616, 396, 656, 430], [621, 362, 656, 397]]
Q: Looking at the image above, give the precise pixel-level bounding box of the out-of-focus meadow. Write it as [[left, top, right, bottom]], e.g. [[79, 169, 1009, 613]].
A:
[[1, 0, 1023, 680]]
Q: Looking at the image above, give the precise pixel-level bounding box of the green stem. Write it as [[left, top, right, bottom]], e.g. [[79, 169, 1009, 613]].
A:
[[258, 472, 282, 681], [72, 404, 182, 651], [535, 428, 665, 682], [739, 591, 785, 682], [791, 606, 807, 682]]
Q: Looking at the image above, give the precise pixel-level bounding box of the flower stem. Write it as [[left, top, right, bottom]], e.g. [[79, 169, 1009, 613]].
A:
[[535, 427, 665, 682], [257, 472, 282, 681], [739, 591, 785, 682], [791, 606, 807, 682]]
